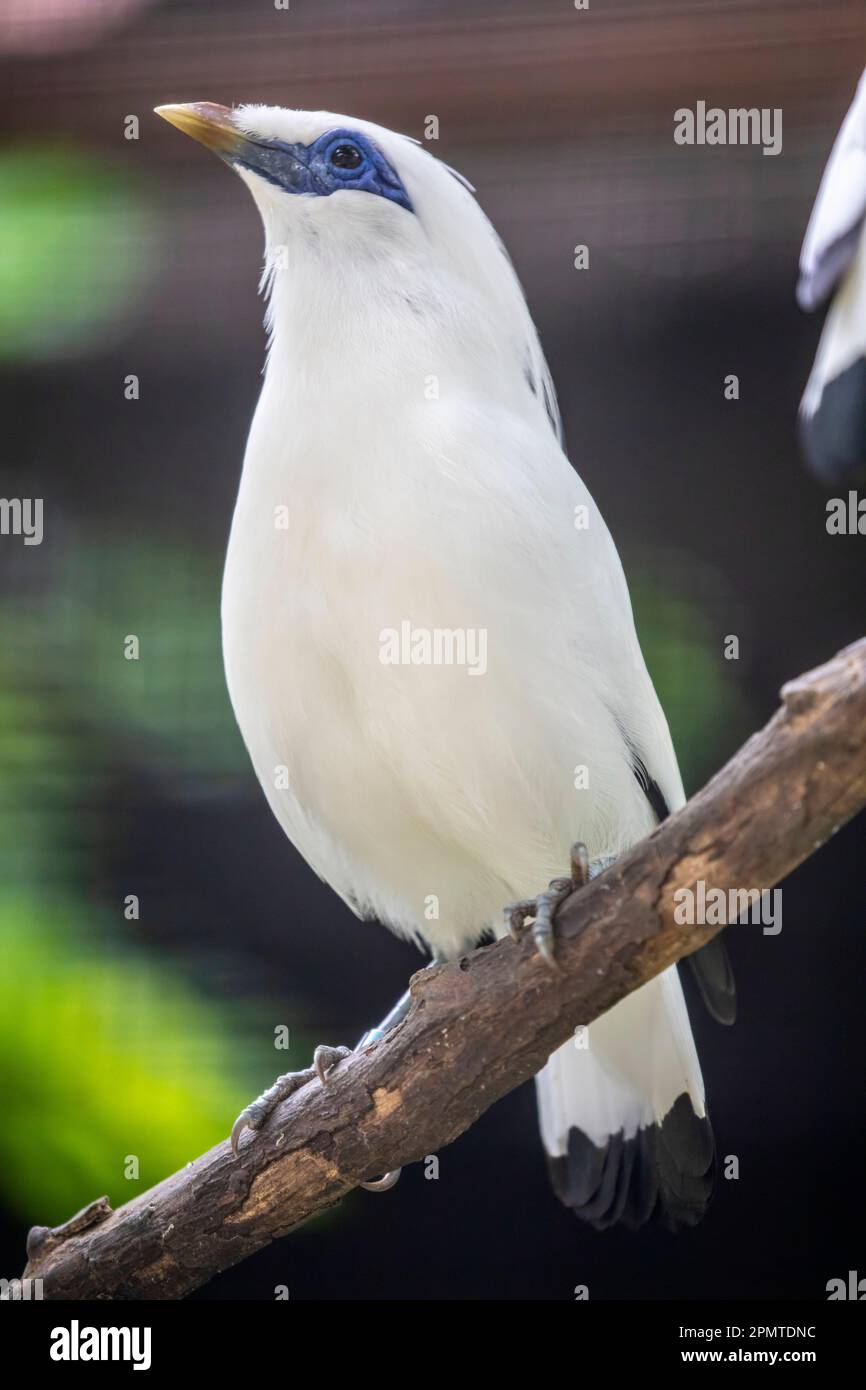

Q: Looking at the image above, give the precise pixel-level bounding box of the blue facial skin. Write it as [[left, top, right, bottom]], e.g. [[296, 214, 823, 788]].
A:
[[226, 127, 414, 214]]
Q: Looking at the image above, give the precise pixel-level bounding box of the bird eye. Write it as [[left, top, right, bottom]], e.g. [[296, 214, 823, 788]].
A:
[[330, 143, 363, 170]]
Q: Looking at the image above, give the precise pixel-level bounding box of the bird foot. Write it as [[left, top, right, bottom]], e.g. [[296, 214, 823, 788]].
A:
[[504, 841, 590, 969], [230, 1042, 401, 1194], [230, 1043, 350, 1156]]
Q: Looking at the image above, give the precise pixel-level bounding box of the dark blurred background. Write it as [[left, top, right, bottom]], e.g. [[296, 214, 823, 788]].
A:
[[1, 0, 864, 1301]]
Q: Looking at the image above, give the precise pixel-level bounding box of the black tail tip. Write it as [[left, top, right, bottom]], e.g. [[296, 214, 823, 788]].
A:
[[548, 1094, 715, 1232]]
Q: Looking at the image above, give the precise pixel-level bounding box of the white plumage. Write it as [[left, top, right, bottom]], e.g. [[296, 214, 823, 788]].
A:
[[798, 68, 866, 316], [163, 102, 717, 1224]]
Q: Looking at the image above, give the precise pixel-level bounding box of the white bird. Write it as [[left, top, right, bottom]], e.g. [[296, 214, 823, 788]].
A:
[[798, 67, 866, 483], [157, 101, 733, 1227]]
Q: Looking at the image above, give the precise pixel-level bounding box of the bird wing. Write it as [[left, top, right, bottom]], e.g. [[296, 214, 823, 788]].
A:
[[631, 750, 736, 1024], [798, 69, 866, 311], [490, 228, 564, 446]]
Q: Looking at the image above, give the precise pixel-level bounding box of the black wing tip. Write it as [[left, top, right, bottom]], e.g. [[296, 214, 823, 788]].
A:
[[684, 937, 737, 1026], [548, 1094, 715, 1233], [704, 992, 737, 1027], [799, 356, 866, 486], [630, 754, 738, 1027], [631, 754, 671, 825]]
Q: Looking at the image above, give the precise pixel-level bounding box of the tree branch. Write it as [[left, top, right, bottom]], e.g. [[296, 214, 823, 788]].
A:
[[20, 637, 866, 1300]]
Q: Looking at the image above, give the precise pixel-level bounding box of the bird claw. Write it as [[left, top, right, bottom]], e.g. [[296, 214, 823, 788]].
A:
[[230, 1045, 350, 1157], [360, 1169, 402, 1193], [230, 1107, 260, 1157], [503, 841, 590, 970], [313, 1043, 352, 1085], [229, 1044, 402, 1193]]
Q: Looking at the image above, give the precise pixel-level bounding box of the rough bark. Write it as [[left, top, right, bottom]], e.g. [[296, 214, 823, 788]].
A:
[[20, 637, 866, 1300]]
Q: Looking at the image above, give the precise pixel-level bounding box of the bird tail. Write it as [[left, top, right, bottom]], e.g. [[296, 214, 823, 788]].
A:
[[535, 966, 715, 1230]]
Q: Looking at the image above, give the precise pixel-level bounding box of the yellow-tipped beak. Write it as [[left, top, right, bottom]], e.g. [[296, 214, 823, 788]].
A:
[[154, 103, 243, 156]]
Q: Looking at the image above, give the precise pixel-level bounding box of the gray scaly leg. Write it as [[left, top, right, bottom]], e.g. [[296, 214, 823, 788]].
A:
[[230, 962, 442, 1191]]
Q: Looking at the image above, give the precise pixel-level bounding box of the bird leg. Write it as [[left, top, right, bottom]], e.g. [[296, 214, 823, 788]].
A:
[[504, 841, 591, 969], [230, 964, 443, 1189], [230, 1041, 398, 1191], [229, 1044, 351, 1158]]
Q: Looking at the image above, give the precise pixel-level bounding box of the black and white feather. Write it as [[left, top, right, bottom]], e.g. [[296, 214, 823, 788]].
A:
[[798, 68, 866, 483], [536, 771, 732, 1231]]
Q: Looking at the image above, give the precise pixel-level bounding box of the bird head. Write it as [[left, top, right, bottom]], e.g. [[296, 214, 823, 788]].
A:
[[154, 102, 480, 269], [155, 102, 559, 437]]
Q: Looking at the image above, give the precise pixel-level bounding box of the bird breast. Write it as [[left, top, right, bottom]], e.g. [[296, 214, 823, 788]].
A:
[[220, 370, 659, 953]]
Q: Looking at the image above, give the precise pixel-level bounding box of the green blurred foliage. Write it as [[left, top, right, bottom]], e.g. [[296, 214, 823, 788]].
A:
[[0, 146, 153, 361], [0, 537, 248, 783], [0, 896, 254, 1225], [0, 682, 91, 888], [0, 536, 268, 1224], [632, 562, 752, 793]]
